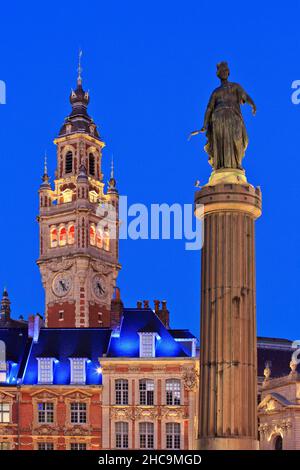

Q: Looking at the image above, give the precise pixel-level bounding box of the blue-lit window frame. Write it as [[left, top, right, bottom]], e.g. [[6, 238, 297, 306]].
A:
[[69, 358, 87, 385], [37, 358, 55, 384]]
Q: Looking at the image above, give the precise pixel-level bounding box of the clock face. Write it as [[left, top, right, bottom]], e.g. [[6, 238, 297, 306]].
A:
[[92, 275, 106, 298], [52, 273, 72, 297]]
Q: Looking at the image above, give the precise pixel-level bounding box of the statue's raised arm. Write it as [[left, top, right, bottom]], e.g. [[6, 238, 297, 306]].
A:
[[191, 62, 256, 171]]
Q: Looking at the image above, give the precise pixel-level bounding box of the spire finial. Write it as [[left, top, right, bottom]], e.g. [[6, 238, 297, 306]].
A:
[[44, 151, 48, 176], [111, 154, 114, 179], [77, 49, 83, 85], [41, 151, 50, 183], [108, 154, 117, 191]]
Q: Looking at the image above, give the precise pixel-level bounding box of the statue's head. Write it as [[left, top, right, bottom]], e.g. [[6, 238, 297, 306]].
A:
[[216, 62, 230, 80]]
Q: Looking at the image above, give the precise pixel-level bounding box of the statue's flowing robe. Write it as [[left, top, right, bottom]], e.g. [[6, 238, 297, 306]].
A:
[[204, 82, 248, 170]]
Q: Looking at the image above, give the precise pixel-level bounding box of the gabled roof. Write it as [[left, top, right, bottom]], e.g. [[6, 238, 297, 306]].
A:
[[106, 309, 190, 358]]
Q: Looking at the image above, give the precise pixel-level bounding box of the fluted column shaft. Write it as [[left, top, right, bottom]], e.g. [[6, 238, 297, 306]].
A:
[[195, 183, 262, 450]]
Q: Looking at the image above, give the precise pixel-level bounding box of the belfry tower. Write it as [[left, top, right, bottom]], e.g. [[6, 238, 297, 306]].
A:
[[37, 64, 120, 328]]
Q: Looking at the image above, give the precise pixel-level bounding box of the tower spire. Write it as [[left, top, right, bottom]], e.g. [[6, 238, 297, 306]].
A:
[[41, 151, 50, 184], [77, 49, 83, 86], [0, 288, 11, 321], [108, 154, 117, 191]]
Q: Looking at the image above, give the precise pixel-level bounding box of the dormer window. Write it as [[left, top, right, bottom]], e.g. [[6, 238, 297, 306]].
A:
[[0, 361, 7, 383], [37, 358, 55, 384], [65, 151, 73, 174], [69, 358, 87, 384], [139, 333, 157, 358], [66, 124, 72, 134]]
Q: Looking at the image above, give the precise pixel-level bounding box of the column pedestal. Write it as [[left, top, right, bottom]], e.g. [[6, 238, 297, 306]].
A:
[[195, 180, 262, 450]]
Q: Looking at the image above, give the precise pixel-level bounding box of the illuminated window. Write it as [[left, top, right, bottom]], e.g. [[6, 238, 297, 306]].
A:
[[89, 191, 98, 203], [62, 189, 73, 203], [0, 361, 7, 383], [59, 226, 67, 246], [166, 423, 181, 449], [90, 225, 96, 246], [115, 379, 128, 405], [0, 442, 10, 450], [89, 153, 95, 176], [0, 404, 10, 423], [103, 228, 110, 251], [50, 227, 58, 248], [37, 358, 54, 384], [65, 151, 73, 173], [115, 422, 128, 449], [139, 379, 154, 405], [68, 224, 75, 245], [139, 333, 156, 358], [139, 422, 154, 449], [38, 442, 54, 450], [96, 227, 103, 248], [70, 402, 87, 424], [166, 379, 181, 405], [70, 443, 86, 450], [69, 358, 86, 384], [38, 403, 54, 424]]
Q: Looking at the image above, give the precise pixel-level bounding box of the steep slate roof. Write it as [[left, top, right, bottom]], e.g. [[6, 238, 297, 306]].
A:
[[257, 336, 296, 378], [106, 309, 190, 358], [23, 328, 111, 385], [0, 328, 31, 385]]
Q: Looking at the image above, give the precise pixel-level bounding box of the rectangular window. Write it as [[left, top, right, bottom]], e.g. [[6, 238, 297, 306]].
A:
[[0, 403, 10, 423], [70, 402, 87, 424], [38, 442, 54, 450], [166, 379, 181, 405], [0, 361, 7, 383], [115, 379, 128, 405], [37, 358, 54, 384], [70, 358, 86, 384], [115, 422, 129, 449], [0, 442, 10, 450], [70, 443, 87, 450], [139, 333, 155, 358], [139, 422, 154, 449], [139, 380, 154, 406], [166, 423, 181, 449], [59, 310, 64, 321], [38, 402, 54, 424]]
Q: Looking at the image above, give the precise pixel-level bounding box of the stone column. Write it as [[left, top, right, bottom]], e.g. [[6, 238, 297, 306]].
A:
[[195, 179, 262, 450]]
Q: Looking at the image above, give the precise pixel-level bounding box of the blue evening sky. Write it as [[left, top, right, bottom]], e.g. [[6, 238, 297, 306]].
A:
[[0, 2, 299, 340]]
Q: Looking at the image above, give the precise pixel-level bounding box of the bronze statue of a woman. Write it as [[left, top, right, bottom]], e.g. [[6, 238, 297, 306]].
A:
[[191, 62, 256, 171]]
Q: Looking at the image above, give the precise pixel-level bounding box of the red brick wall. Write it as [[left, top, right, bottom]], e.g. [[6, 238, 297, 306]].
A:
[[88, 303, 111, 327], [47, 301, 76, 327]]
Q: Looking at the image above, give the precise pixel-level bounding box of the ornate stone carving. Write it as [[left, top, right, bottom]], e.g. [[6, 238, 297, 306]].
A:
[[182, 367, 198, 391]]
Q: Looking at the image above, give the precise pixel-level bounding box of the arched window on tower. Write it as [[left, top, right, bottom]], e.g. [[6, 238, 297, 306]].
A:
[[59, 226, 67, 246], [96, 227, 103, 249], [89, 153, 95, 176], [68, 224, 75, 245], [90, 225, 96, 246], [274, 435, 283, 450], [104, 228, 110, 251], [50, 227, 58, 248], [65, 151, 73, 174]]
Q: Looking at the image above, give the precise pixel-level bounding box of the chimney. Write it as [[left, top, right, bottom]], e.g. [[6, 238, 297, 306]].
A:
[[154, 300, 160, 313], [110, 287, 124, 328], [137, 301, 142, 309], [28, 314, 43, 343], [156, 300, 170, 328], [143, 300, 149, 309]]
